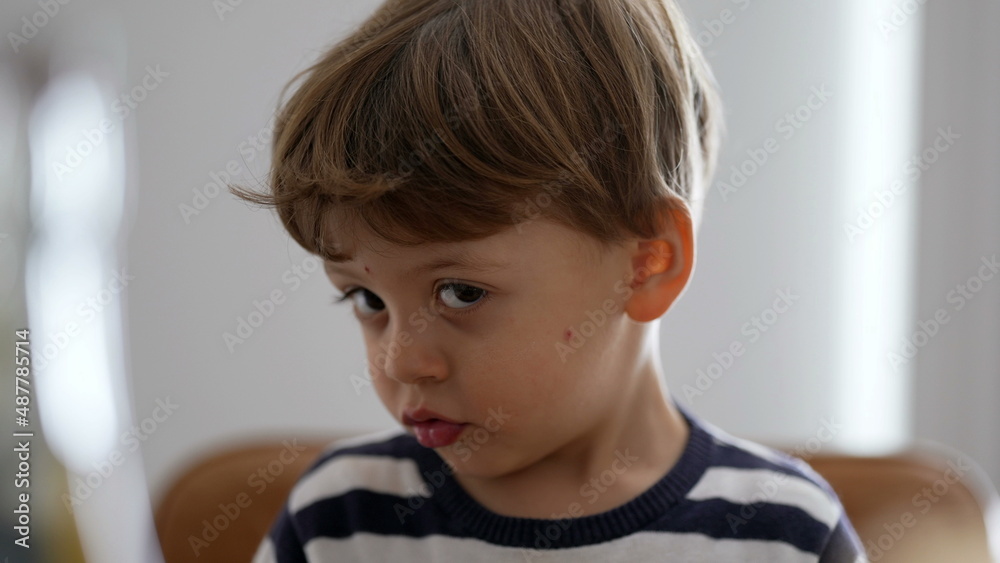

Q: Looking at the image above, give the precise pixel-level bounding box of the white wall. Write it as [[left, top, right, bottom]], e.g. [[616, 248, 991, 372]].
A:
[[2, 0, 997, 515], [105, 0, 403, 504], [669, 0, 922, 454], [911, 0, 1000, 487]]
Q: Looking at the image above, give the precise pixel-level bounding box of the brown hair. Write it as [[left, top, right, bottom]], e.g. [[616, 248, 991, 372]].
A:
[[231, 0, 724, 262]]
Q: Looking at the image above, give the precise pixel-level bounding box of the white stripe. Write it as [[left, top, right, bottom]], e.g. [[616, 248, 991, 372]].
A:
[[289, 454, 430, 514], [305, 531, 819, 563], [250, 537, 277, 563], [687, 467, 841, 529]]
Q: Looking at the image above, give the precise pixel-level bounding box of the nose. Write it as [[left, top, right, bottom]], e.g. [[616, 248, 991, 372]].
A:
[[377, 319, 449, 385]]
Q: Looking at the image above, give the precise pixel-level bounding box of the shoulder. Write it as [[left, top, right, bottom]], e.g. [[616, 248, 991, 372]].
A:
[[679, 416, 863, 560], [697, 417, 842, 501]]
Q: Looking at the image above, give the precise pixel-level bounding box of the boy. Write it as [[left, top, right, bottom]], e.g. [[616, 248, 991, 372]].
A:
[[236, 0, 865, 560]]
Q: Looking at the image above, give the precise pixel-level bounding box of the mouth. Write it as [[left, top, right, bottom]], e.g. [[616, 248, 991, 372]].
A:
[[402, 407, 468, 448]]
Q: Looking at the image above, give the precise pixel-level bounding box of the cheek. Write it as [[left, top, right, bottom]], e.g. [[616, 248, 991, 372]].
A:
[[360, 336, 399, 404], [370, 365, 401, 415], [469, 329, 573, 409]]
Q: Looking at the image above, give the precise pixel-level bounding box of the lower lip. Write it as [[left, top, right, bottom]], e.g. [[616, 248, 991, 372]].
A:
[[412, 420, 467, 448]]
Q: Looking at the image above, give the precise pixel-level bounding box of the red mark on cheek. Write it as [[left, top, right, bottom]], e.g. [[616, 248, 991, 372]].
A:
[[564, 328, 573, 341]]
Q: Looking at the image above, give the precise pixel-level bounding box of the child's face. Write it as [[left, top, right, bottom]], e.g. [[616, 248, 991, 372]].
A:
[[323, 217, 654, 478]]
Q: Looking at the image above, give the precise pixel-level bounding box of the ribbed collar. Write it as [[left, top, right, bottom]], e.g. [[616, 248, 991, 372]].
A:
[[410, 405, 715, 548]]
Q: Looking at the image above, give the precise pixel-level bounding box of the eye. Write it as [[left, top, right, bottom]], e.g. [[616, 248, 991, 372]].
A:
[[332, 282, 491, 318], [437, 282, 488, 311], [333, 288, 385, 317]]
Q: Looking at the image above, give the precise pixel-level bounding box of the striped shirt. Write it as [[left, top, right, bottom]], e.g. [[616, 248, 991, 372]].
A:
[[253, 408, 866, 562]]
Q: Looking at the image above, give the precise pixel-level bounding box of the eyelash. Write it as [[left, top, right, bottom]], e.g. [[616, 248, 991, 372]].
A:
[[331, 282, 493, 319]]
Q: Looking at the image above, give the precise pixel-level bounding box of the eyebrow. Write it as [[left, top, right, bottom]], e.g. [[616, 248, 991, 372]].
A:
[[324, 253, 508, 277]]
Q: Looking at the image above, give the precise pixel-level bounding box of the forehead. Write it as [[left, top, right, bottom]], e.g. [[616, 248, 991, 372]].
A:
[[321, 218, 607, 277]]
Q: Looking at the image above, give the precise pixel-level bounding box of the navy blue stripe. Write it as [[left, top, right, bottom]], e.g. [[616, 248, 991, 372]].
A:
[[710, 439, 838, 497], [290, 488, 830, 554], [676, 406, 838, 499], [818, 515, 865, 563], [646, 497, 830, 554], [299, 432, 415, 480], [268, 506, 309, 563], [293, 489, 462, 541], [712, 440, 811, 476]]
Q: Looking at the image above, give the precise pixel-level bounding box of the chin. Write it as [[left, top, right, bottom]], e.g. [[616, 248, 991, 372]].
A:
[[436, 445, 523, 480]]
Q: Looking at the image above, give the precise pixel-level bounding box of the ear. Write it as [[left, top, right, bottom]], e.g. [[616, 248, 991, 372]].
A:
[[623, 204, 696, 323]]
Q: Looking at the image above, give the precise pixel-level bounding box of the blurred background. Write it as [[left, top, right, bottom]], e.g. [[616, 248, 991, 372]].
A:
[[1, 0, 998, 561]]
